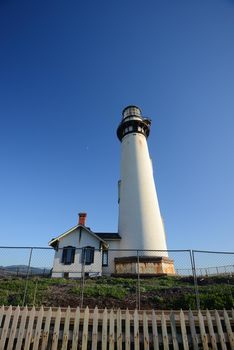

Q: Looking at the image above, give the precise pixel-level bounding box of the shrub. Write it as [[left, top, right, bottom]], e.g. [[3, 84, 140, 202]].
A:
[[83, 285, 127, 300]]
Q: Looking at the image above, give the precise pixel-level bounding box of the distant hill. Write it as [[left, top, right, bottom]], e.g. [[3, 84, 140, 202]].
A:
[[0, 265, 51, 276]]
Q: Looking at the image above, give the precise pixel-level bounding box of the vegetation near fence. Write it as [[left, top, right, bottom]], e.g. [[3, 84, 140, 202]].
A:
[[0, 275, 233, 310], [0, 306, 234, 349]]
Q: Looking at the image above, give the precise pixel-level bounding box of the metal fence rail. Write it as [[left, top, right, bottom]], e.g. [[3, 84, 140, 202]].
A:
[[0, 247, 233, 310]]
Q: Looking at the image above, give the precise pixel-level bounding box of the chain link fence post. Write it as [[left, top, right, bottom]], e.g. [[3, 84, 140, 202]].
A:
[[80, 247, 86, 308], [137, 250, 141, 310], [22, 247, 33, 306], [190, 250, 200, 309]]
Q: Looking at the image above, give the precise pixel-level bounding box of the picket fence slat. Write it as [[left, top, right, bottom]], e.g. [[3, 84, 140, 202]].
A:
[[102, 308, 107, 350], [108, 309, 114, 350], [0, 305, 12, 349], [206, 309, 218, 350], [134, 309, 139, 350], [0, 306, 234, 349], [180, 309, 189, 350], [61, 305, 70, 350], [6, 305, 20, 350], [51, 306, 61, 350], [24, 306, 36, 350], [41, 306, 52, 350], [198, 309, 209, 350], [170, 311, 179, 350], [215, 309, 227, 350], [188, 309, 199, 350], [82, 306, 89, 350], [72, 306, 80, 350], [117, 308, 122, 350], [224, 309, 234, 348], [32, 305, 44, 350], [0, 306, 4, 333], [125, 309, 131, 350], [143, 311, 149, 350], [152, 309, 159, 350], [15, 306, 28, 350], [92, 306, 98, 350], [161, 311, 169, 350]]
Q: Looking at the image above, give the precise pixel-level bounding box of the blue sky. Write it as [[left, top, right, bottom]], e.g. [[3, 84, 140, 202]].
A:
[[0, 0, 234, 252]]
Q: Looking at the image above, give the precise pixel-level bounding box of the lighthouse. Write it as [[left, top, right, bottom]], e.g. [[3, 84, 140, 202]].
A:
[[115, 106, 175, 275], [49, 105, 175, 278]]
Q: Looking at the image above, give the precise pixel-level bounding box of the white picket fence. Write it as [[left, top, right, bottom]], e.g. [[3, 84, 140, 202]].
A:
[[0, 306, 234, 349]]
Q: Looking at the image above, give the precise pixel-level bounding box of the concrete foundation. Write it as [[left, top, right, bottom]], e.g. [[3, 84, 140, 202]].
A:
[[114, 256, 175, 276]]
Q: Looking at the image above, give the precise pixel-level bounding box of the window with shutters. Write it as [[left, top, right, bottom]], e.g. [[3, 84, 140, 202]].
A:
[[82, 246, 95, 265], [61, 246, 75, 265]]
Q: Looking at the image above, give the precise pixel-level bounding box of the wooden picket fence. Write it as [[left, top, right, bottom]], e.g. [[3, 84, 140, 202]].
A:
[[0, 306, 234, 349]]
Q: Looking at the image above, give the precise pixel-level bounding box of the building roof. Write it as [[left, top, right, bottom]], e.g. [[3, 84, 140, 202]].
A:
[[95, 232, 121, 240], [48, 226, 121, 248], [48, 224, 107, 247]]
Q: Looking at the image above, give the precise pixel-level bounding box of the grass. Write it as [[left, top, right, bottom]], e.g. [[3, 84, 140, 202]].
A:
[[0, 275, 233, 309]]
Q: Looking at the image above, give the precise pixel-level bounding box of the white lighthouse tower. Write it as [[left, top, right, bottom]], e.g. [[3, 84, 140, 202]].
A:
[[115, 106, 175, 275]]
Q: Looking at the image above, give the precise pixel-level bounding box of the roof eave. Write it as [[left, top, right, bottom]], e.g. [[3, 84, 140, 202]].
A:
[[48, 225, 108, 247]]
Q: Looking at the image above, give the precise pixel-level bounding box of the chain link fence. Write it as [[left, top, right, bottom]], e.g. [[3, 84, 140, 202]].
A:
[[0, 247, 233, 309], [192, 250, 234, 309]]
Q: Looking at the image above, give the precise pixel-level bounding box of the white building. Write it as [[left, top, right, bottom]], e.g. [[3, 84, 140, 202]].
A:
[[49, 213, 121, 278], [49, 106, 175, 277]]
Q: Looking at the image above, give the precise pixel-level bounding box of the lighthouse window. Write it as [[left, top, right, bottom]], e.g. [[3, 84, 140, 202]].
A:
[[129, 126, 133, 131], [138, 126, 142, 132], [62, 246, 75, 265]]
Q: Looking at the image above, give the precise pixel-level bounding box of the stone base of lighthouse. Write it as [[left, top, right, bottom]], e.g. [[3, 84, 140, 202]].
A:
[[113, 256, 176, 276]]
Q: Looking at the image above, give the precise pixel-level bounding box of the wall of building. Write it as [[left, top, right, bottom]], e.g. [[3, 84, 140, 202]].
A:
[[102, 240, 121, 275]]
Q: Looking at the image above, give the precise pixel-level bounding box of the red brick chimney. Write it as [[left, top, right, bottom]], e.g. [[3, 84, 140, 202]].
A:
[[78, 212, 87, 226]]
